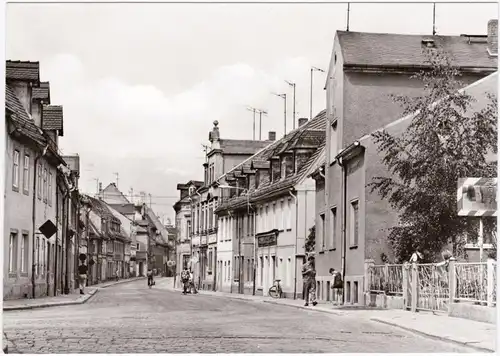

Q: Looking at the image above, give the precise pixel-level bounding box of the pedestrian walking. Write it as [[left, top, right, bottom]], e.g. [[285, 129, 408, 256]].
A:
[[78, 262, 88, 295], [181, 267, 190, 294], [302, 255, 317, 306], [189, 269, 198, 294], [329, 268, 343, 306], [147, 267, 154, 287], [115, 268, 120, 281]]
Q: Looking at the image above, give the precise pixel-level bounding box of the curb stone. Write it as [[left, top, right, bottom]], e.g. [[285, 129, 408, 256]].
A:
[[371, 317, 495, 353], [3, 277, 145, 311]]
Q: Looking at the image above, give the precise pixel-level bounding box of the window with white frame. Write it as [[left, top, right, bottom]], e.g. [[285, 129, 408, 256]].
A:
[[43, 168, 48, 201], [265, 205, 269, 231], [350, 200, 359, 246], [13, 150, 20, 189], [37, 163, 42, 199], [48, 172, 53, 205], [329, 120, 338, 163], [330, 207, 337, 249], [35, 236, 40, 276], [9, 232, 18, 273], [320, 213, 326, 250], [21, 233, 28, 273], [23, 154, 30, 193]]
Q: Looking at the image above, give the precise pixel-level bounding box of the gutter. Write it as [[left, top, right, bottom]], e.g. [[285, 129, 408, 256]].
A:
[[289, 189, 298, 300], [32, 144, 48, 299]]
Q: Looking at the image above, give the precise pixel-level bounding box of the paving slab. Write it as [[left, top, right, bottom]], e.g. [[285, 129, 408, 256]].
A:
[[3, 277, 145, 311], [370, 309, 496, 353], [156, 277, 496, 353]]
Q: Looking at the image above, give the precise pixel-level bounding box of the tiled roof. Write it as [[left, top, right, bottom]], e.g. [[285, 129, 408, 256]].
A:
[[42, 105, 64, 135], [32, 82, 50, 102], [219, 139, 273, 155], [216, 110, 327, 212], [6, 60, 40, 82], [144, 205, 172, 246], [337, 31, 498, 69], [5, 84, 45, 145]]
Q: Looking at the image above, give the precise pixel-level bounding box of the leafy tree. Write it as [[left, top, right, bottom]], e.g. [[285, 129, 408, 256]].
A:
[[305, 225, 316, 254], [368, 49, 497, 263]]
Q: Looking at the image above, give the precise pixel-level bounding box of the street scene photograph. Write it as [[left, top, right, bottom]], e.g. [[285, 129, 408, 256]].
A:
[[2, 0, 498, 353]]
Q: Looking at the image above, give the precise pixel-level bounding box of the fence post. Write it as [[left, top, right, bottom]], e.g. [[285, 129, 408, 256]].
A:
[[383, 263, 389, 292], [402, 262, 409, 310], [487, 258, 494, 307], [411, 262, 418, 313], [448, 257, 456, 316], [364, 259, 375, 306]]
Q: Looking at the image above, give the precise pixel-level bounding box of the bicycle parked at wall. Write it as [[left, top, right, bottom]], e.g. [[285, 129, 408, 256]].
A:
[[268, 279, 283, 299]]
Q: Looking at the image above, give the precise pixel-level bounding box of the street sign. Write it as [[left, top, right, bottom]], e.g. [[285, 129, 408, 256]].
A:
[[39, 219, 57, 239], [457, 178, 497, 217]]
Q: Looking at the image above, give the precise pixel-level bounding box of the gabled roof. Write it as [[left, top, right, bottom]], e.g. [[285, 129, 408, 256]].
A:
[[5, 85, 45, 145], [100, 183, 131, 205], [337, 31, 497, 70], [42, 105, 64, 135], [6, 60, 40, 82], [143, 205, 172, 246], [216, 110, 327, 212], [32, 82, 50, 103]]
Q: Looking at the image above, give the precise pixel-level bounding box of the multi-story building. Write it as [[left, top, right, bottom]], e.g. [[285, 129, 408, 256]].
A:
[[81, 195, 131, 283], [173, 181, 203, 284], [99, 183, 137, 275], [143, 205, 173, 276], [190, 121, 274, 291], [4, 60, 73, 300], [311, 21, 498, 305], [215, 114, 326, 297]]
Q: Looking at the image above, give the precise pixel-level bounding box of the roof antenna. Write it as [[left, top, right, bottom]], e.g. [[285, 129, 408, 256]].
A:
[[346, 3, 350, 32], [432, 3, 436, 36]]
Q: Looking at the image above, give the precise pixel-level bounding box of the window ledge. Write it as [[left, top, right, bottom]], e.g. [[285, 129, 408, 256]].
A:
[[20, 272, 28, 277], [8, 272, 17, 279], [286, 229, 292, 232], [12, 186, 19, 193], [23, 189, 29, 196], [349, 245, 358, 250], [319, 251, 325, 255]]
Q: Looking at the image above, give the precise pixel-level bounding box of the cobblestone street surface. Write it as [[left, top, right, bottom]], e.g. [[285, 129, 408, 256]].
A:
[[3, 279, 474, 353]]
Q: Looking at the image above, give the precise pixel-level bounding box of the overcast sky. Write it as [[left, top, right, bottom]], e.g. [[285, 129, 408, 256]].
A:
[[6, 1, 498, 222]]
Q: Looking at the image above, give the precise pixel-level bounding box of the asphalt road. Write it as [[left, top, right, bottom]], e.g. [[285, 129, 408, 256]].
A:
[[3, 279, 472, 353]]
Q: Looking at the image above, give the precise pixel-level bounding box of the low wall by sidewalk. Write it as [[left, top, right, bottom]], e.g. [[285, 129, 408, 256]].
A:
[[365, 292, 496, 324], [449, 302, 496, 324]]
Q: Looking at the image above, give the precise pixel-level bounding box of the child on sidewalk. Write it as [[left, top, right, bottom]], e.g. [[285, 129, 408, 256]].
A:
[[329, 268, 343, 306]]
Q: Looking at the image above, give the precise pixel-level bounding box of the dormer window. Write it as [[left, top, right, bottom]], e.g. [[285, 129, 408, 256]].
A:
[[421, 38, 436, 48]]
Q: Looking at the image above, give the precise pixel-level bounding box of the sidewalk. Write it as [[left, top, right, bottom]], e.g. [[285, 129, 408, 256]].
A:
[[156, 277, 496, 353], [3, 276, 145, 311]]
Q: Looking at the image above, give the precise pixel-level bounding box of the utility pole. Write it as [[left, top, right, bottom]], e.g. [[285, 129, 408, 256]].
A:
[[256, 109, 268, 140], [246, 107, 257, 140], [285, 81, 296, 130], [432, 3, 436, 35], [310, 67, 325, 120], [272, 93, 287, 136], [346, 2, 350, 32]]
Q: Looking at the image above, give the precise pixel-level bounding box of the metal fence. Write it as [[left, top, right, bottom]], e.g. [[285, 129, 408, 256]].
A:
[[454, 261, 496, 305], [416, 263, 449, 312], [368, 264, 404, 295]]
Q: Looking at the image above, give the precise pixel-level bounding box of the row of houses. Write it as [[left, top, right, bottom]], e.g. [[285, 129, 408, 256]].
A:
[[4, 59, 82, 299], [173, 19, 498, 305], [4, 60, 175, 300]]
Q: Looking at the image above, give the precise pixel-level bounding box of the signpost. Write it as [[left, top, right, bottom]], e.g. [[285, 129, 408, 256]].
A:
[[457, 178, 497, 262]]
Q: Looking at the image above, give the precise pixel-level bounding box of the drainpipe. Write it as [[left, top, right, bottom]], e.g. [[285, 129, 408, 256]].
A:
[[32, 144, 49, 299], [337, 156, 348, 305], [228, 210, 234, 294], [196, 191, 202, 290], [289, 189, 298, 300], [252, 207, 257, 296]]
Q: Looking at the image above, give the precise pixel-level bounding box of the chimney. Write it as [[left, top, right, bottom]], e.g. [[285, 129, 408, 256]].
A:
[[99, 182, 103, 193], [298, 118, 308, 127], [488, 19, 498, 56], [268, 131, 276, 141]]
